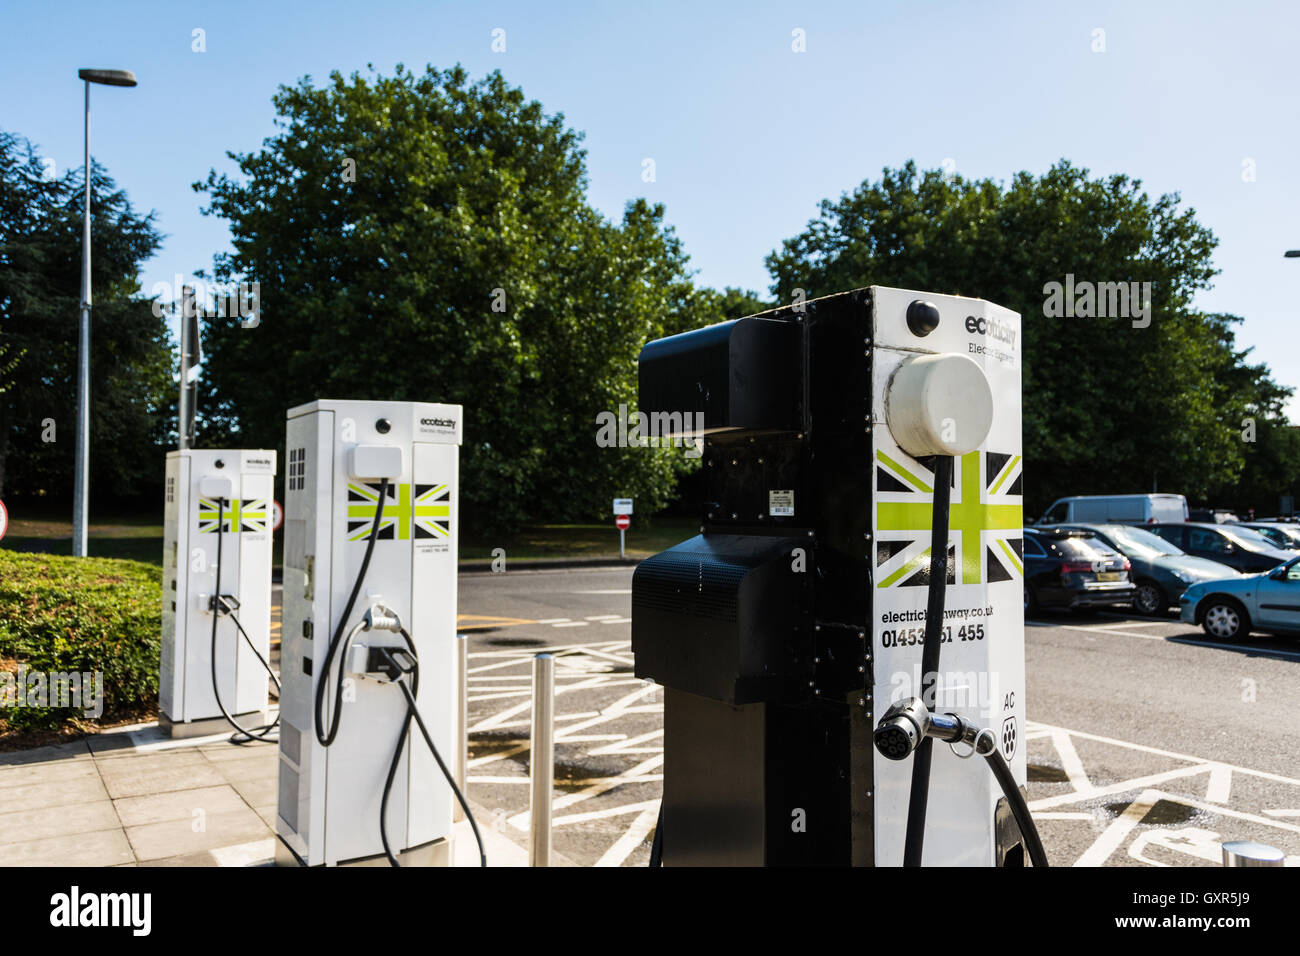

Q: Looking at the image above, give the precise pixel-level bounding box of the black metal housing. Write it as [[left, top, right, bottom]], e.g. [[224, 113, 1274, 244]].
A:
[[633, 288, 877, 866]]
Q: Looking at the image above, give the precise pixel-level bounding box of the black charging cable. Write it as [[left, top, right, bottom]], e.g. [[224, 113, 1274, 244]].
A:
[[373, 639, 488, 868], [314, 478, 387, 746], [209, 496, 281, 744], [903, 454, 952, 867]]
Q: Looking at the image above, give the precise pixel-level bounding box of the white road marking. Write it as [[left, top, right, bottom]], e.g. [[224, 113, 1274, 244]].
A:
[[535, 618, 570, 624], [595, 805, 660, 867], [1045, 622, 1300, 659], [1074, 789, 1161, 867], [1264, 809, 1300, 818], [551, 799, 661, 826], [1029, 720, 1300, 788], [1050, 731, 1091, 792], [585, 615, 624, 621], [552, 621, 589, 628], [1206, 765, 1233, 804], [468, 676, 609, 732], [601, 618, 632, 624]]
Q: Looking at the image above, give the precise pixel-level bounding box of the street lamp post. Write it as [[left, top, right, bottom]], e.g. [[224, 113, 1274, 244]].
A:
[[73, 68, 136, 557]]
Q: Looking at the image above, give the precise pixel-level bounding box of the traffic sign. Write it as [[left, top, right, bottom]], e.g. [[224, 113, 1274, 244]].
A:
[[272, 499, 284, 532], [613, 498, 633, 516], [615, 514, 631, 531], [0, 499, 7, 542]]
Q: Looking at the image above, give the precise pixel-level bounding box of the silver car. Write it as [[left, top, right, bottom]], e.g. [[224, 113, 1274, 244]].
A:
[[1179, 556, 1300, 640]]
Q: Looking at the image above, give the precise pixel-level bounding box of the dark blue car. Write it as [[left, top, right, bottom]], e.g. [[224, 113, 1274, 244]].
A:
[[1057, 522, 1239, 614]]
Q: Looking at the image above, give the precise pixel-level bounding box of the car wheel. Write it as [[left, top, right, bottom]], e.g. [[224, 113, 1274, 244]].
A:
[[1201, 598, 1250, 640], [1024, 584, 1038, 617], [1133, 580, 1166, 615]]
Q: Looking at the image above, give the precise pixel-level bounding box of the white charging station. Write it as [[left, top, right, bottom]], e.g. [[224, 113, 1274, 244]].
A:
[[160, 449, 277, 737], [871, 287, 1025, 865], [276, 400, 463, 867]]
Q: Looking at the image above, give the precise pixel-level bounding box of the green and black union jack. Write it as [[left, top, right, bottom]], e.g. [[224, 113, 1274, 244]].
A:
[[346, 482, 452, 541]]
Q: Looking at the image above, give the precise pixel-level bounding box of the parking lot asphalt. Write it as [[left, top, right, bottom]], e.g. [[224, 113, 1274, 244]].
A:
[[461, 566, 1300, 866]]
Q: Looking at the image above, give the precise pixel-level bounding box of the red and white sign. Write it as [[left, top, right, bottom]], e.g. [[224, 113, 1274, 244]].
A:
[[0, 499, 7, 542], [615, 514, 630, 531], [272, 499, 284, 532]]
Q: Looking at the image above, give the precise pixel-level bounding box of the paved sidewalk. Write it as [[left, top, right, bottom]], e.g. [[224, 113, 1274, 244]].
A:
[[0, 721, 529, 867]]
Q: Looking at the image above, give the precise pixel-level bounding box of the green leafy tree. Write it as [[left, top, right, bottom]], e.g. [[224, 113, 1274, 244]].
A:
[[0, 130, 170, 503], [196, 65, 710, 532], [767, 161, 1298, 514]]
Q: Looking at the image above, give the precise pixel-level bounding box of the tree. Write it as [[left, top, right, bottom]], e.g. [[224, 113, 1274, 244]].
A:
[[196, 65, 711, 532], [0, 130, 170, 503], [766, 161, 1299, 514]]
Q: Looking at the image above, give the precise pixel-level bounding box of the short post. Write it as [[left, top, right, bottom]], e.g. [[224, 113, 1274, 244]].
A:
[[453, 633, 468, 822], [529, 653, 555, 866], [1222, 841, 1285, 867], [619, 525, 626, 559]]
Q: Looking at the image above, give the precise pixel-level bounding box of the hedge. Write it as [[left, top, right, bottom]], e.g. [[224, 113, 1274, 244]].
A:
[[0, 549, 160, 733]]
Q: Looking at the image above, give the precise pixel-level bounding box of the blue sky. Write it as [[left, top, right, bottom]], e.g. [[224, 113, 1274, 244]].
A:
[[4, 0, 1299, 415]]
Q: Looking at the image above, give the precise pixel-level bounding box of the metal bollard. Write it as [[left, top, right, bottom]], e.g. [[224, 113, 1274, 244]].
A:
[[1222, 840, 1285, 867], [453, 634, 468, 822], [530, 653, 555, 866]]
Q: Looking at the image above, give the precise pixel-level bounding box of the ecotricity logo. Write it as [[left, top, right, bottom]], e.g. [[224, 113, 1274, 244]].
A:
[[49, 886, 151, 936], [420, 417, 456, 428], [964, 314, 1017, 347]]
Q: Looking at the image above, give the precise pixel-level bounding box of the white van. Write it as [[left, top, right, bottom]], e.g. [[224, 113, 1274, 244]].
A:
[[1036, 494, 1189, 527]]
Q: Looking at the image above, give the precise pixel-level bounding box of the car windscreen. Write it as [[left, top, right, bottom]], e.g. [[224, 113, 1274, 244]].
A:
[[1222, 526, 1282, 552], [1105, 524, 1184, 558], [1248, 525, 1300, 548], [1038, 535, 1117, 560]]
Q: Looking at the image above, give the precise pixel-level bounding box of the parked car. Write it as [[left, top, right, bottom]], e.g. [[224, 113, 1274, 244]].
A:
[[1056, 522, 1240, 614], [1035, 494, 1188, 527], [1180, 555, 1300, 639], [1023, 527, 1135, 614], [1147, 522, 1292, 573], [1188, 507, 1241, 524], [1234, 521, 1300, 551]]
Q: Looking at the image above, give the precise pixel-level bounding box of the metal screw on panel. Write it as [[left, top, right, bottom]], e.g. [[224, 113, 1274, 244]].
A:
[[731, 513, 737, 519], [858, 698, 866, 706]]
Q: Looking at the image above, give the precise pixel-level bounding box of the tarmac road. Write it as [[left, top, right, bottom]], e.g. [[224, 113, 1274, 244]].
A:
[[458, 567, 1300, 867]]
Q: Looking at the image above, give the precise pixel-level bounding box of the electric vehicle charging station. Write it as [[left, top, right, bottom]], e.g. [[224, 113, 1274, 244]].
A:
[[275, 399, 481, 867], [160, 449, 277, 738], [633, 286, 1040, 866]]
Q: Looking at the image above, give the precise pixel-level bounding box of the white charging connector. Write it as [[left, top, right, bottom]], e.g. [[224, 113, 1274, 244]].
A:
[[885, 352, 994, 457]]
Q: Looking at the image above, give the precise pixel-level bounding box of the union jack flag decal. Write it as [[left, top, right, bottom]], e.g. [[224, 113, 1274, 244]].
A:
[[346, 482, 452, 542], [198, 497, 269, 534], [874, 449, 1022, 588]]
